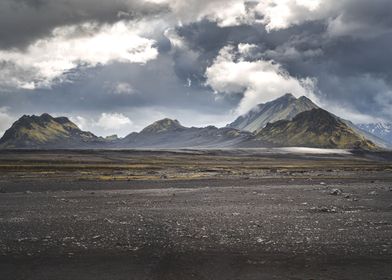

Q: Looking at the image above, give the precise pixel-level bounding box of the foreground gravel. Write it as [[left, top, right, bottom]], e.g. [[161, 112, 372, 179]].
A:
[[1, 149, 392, 279], [1, 178, 392, 279]]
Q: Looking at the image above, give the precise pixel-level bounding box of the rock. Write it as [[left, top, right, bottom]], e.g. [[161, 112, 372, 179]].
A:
[[104, 218, 114, 224], [160, 174, 168, 179], [330, 189, 342, 195], [319, 207, 329, 213], [368, 191, 378, 196], [316, 206, 337, 213]]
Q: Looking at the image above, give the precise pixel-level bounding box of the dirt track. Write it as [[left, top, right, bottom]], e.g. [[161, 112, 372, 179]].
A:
[[0, 150, 391, 279]]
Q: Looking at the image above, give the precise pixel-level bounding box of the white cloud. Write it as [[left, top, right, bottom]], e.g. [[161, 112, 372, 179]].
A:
[[70, 114, 134, 137], [147, 0, 255, 27], [150, 0, 330, 30], [254, 0, 392, 38], [0, 21, 158, 89], [71, 113, 133, 137], [164, 28, 186, 48], [327, 106, 380, 124], [70, 116, 89, 131], [205, 45, 317, 114], [0, 107, 15, 137], [115, 83, 134, 95], [102, 81, 137, 95], [255, 0, 329, 31], [210, 1, 255, 27], [237, 43, 260, 57], [67, 105, 238, 137], [151, 0, 392, 42], [97, 113, 132, 130]]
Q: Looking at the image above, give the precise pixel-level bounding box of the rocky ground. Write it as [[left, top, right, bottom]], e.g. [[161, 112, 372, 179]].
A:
[[0, 149, 391, 279]]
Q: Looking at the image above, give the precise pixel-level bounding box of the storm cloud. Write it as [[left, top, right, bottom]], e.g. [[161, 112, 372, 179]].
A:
[[0, 0, 168, 49], [0, 0, 391, 136]]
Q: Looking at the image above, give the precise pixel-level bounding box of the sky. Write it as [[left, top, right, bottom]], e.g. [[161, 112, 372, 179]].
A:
[[0, 0, 392, 137]]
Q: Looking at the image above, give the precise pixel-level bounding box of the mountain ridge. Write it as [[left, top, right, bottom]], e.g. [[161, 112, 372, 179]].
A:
[[0, 113, 103, 148], [251, 108, 377, 150], [357, 122, 392, 145], [0, 95, 385, 150], [140, 118, 185, 134], [227, 93, 319, 132], [122, 119, 251, 149]]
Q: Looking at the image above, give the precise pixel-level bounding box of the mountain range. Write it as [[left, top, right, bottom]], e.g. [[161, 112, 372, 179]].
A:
[[357, 122, 392, 145], [0, 94, 388, 150], [121, 118, 251, 149]]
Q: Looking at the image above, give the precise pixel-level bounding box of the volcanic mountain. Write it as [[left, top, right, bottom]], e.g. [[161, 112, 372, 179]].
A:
[[0, 113, 102, 148], [227, 93, 319, 132], [251, 108, 377, 149], [121, 118, 251, 148], [0, 95, 383, 150]]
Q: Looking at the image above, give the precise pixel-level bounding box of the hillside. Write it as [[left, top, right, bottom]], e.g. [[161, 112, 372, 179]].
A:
[[228, 93, 318, 132], [252, 109, 377, 150], [0, 114, 102, 148], [121, 119, 251, 148], [358, 122, 392, 145]]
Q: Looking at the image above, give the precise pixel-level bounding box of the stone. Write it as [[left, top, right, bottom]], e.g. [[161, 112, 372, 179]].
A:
[[330, 189, 342, 195]]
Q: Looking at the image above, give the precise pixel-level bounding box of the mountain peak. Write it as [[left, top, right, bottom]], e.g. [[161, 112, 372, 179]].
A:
[[0, 113, 99, 148], [40, 113, 53, 119], [298, 95, 310, 101], [280, 93, 296, 99], [256, 108, 376, 150], [141, 118, 185, 134], [227, 93, 319, 132]]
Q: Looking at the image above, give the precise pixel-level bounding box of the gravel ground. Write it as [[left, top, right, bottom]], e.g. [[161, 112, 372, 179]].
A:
[[0, 150, 391, 279]]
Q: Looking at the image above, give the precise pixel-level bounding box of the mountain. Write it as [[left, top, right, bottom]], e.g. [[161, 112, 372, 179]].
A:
[[121, 118, 251, 148], [0, 113, 103, 148], [357, 122, 392, 144], [0, 96, 383, 150], [227, 93, 319, 132], [341, 121, 391, 149], [140, 118, 186, 134], [250, 109, 377, 150]]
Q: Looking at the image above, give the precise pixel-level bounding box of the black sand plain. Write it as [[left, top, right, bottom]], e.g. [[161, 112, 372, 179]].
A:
[[0, 149, 391, 279]]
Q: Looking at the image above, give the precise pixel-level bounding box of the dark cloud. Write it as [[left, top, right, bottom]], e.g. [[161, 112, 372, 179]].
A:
[[329, 0, 392, 37], [0, 0, 168, 50], [173, 15, 392, 121], [0, 53, 234, 115], [1, 0, 392, 137]]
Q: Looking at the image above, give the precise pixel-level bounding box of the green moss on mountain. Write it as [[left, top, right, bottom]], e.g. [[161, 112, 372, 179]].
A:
[[254, 109, 377, 150], [0, 113, 100, 148], [140, 118, 185, 134]]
